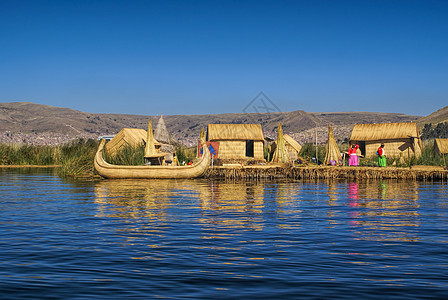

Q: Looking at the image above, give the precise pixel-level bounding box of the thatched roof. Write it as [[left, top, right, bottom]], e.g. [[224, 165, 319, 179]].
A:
[[350, 122, 420, 141], [105, 128, 160, 155], [207, 124, 264, 141], [435, 138, 448, 154], [284, 134, 302, 153]]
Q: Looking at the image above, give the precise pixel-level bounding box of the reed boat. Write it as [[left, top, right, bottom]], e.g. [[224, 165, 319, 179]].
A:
[[94, 139, 211, 179]]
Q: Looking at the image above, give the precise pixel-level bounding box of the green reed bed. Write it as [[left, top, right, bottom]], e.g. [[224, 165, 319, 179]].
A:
[[0, 143, 59, 166], [57, 139, 99, 177]]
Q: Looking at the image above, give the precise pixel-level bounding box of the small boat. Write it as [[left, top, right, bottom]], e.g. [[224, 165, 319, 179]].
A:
[[94, 138, 211, 179]]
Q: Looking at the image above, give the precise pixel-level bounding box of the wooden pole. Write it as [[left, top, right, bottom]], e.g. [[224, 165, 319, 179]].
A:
[[315, 127, 318, 165], [443, 153, 446, 169]]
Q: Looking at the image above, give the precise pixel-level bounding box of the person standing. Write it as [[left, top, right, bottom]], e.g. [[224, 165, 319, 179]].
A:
[[377, 144, 386, 167], [348, 144, 359, 166]]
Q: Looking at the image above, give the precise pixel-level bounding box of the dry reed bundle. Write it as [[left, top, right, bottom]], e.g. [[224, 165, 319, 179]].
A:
[[323, 124, 341, 165]]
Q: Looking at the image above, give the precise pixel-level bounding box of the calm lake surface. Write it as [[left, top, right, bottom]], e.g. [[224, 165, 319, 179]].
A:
[[1, 169, 447, 299]]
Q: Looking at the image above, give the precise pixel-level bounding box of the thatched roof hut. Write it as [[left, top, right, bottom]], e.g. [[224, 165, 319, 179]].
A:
[[207, 124, 265, 160], [434, 138, 448, 155], [270, 132, 302, 163], [105, 128, 160, 156], [350, 122, 422, 158], [324, 124, 341, 165], [284, 134, 302, 161]]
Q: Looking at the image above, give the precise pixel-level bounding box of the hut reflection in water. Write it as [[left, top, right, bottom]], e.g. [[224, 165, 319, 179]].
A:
[[94, 179, 422, 243]]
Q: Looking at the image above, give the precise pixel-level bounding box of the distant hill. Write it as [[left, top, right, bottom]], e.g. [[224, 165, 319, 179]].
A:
[[417, 106, 448, 128], [0, 101, 421, 145]]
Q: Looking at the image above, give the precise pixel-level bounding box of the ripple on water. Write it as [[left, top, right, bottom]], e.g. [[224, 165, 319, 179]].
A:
[[0, 171, 447, 298]]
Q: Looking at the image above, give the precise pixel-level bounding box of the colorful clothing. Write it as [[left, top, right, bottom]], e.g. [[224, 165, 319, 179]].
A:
[[348, 144, 359, 166], [377, 146, 386, 167]]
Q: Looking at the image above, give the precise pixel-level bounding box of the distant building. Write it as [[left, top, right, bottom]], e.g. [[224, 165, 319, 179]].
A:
[[350, 122, 422, 158]]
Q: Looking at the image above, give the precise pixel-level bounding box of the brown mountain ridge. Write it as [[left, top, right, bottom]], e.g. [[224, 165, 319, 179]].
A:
[[0, 101, 429, 145]]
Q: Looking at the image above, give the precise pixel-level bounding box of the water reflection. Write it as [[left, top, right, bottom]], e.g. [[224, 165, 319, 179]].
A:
[[344, 180, 421, 242], [94, 178, 423, 243]]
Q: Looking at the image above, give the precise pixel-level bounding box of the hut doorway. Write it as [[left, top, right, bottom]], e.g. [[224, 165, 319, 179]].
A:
[[246, 140, 254, 157], [358, 141, 366, 156]]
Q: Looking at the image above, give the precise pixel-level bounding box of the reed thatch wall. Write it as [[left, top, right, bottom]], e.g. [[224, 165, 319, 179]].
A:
[[435, 138, 448, 155], [105, 128, 161, 156], [364, 139, 417, 158], [350, 122, 422, 158], [216, 140, 264, 159]]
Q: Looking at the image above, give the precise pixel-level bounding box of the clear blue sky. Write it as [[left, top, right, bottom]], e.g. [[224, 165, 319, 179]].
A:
[[1, 0, 447, 116]]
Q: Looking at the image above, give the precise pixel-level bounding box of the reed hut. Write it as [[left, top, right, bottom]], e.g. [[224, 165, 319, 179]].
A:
[[284, 134, 302, 161], [207, 124, 265, 161], [270, 132, 303, 163], [434, 138, 448, 167], [105, 128, 160, 156], [324, 124, 341, 165], [434, 138, 448, 155], [350, 122, 422, 158]]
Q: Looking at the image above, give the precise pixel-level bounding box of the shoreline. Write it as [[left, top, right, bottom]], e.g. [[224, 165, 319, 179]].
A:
[[204, 165, 448, 181], [2, 164, 447, 181], [0, 165, 60, 168]]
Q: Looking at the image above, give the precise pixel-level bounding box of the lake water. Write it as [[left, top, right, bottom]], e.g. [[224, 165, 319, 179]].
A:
[[0, 168, 447, 299]]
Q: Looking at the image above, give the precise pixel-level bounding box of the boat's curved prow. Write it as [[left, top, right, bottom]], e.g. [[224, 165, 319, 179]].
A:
[[94, 138, 211, 179]]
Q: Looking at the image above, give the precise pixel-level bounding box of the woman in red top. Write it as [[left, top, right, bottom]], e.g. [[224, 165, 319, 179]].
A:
[[348, 144, 359, 166], [377, 144, 386, 167]]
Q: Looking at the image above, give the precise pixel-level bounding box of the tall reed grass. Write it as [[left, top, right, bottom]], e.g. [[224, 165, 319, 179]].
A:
[[57, 139, 99, 177], [0, 143, 59, 165]]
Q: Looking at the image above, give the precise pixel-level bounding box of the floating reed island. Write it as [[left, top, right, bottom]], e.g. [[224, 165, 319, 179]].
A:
[[204, 165, 448, 181]]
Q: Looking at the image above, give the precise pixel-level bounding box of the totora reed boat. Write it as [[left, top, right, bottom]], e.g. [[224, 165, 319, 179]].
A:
[[94, 139, 211, 179], [94, 125, 211, 179]]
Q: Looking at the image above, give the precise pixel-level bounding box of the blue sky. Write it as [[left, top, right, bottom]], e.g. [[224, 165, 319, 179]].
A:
[[0, 0, 447, 116]]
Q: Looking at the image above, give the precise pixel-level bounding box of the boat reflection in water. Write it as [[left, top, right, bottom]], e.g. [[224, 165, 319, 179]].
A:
[[94, 179, 422, 243]]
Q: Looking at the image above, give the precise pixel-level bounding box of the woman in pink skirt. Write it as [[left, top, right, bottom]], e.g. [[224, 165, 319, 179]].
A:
[[348, 144, 359, 166]]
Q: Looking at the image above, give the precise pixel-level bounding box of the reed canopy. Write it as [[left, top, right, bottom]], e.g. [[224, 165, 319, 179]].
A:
[[207, 124, 265, 160], [271, 123, 288, 163], [350, 122, 422, 158], [154, 113, 177, 145], [324, 124, 341, 165], [434, 138, 448, 155], [105, 128, 160, 156]]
